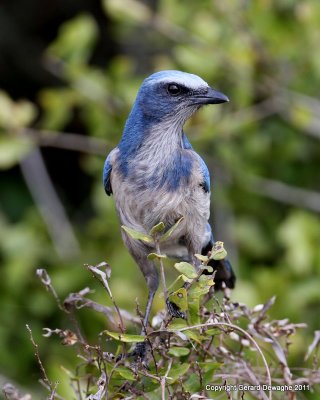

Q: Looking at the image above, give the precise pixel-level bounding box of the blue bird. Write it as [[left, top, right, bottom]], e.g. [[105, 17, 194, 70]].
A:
[[103, 70, 235, 329]]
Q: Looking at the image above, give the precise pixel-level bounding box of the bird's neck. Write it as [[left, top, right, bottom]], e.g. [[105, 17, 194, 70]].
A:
[[119, 105, 186, 159], [117, 105, 195, 189], [142, 117, 185, 154]]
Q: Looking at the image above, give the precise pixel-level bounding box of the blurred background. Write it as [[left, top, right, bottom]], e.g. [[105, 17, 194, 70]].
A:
[[1, 0, 320, 398]]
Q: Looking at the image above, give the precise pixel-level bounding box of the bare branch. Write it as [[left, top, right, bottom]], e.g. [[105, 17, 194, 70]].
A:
[[23, 128, 109, 155], [36, 269, 64, 311], [248, 175, 320, 213], [25, 325, 63, 399], [20, 148, 81, 258], [86, 263, 125, 332]]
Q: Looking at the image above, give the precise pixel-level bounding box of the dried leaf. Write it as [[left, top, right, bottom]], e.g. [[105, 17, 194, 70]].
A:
[[305, 330, 320, 361]]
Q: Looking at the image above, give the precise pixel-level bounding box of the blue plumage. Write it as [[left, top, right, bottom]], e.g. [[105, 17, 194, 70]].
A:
[[103, 155, 113, 195], [103, 70, 235, 328]]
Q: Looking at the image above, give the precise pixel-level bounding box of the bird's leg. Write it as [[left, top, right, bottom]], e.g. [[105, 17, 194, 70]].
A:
[[126, 252, 159, 363], [123, 238, 160, 329], [141, 288, 156, 335], [130, 288, 157, 363]]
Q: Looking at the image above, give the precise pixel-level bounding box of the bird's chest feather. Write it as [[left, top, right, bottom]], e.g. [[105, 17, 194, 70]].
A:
[[111, 150, 210, 237]]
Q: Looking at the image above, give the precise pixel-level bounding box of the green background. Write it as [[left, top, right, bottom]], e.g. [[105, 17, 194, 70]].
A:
[[0, 0, 319, 398]]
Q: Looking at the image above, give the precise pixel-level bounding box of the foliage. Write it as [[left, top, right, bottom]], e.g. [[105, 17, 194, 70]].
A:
[[1, 0, 320, 398], [4, 252, 320, 399]]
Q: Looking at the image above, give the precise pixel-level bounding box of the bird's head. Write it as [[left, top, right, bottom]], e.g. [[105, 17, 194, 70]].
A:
[[134, 70, 229, 122]]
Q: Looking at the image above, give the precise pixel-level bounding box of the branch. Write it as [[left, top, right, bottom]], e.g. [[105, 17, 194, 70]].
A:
[[176, 322, 272, 400], [20, 148, 81, 259], [23, 128, 109, 155], [248, 175, 320, 213]]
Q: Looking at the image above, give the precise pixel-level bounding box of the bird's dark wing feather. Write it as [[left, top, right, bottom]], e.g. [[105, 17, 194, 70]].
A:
[[198, 155, 210, 193], [103, 153, 113, 195], [201, 224, 236, 289]]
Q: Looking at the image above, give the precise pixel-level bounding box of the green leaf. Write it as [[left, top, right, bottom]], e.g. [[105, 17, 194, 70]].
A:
[[138, 377, 160, 393], [183, 329, 203, 343], [198, 274, 215, 287], [121, 225, 153, 243], [210, 241, 227, 260], [198, 361, 222, 373], [115, 366, 135, 381], [103, 0, 152, 24], [147, 252, 167, 261], [149, 222, 165, 236], [168, 346, 190, 357], [103, 330, 145, 343], [184, 373, 201, 393], [201, 362, 222, 382], [201, 265, 213, 273], [190, 287, 210, 298], [167, 363, 190, 383], [47, 14, 98, 64], [174, 262, 198, 279], [160, 217, 184, 242], [194, 253, 209, 263], [188, 278, 213, 299], [204, 328, 221, 336], [0, 137, 34, 169], [167, 321, 188, 330], [167, 275, 191, 293], [188, 297, 200, 325], [187, 276, 215, 325], [168, 288, 188, 312], [0, 91, 37, 129]]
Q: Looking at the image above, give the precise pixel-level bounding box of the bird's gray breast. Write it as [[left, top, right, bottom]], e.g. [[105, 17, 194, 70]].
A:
[[111, 148, 210, 252]]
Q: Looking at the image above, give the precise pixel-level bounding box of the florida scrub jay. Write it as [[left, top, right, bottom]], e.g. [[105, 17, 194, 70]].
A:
[[103, 70, 235, 328]]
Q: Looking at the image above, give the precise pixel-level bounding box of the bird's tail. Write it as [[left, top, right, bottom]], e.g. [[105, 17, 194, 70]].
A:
[[201, 232, 236, 290], [205, 257, 236, 290]]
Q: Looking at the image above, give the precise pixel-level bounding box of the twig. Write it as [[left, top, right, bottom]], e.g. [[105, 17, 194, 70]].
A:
[[161, 359, 173, 400], [248, 175, 320, 213], [36, 269, 64, 311], [23, 128, 109, 155], [2, 383, 32, 400], [155, 240, 168, 305], [86, 263, 125, 333], [26, 325, 60, 398], [20, 148, 80, 259], [171, 322, 272, 400], [64, 289, 140, 325]]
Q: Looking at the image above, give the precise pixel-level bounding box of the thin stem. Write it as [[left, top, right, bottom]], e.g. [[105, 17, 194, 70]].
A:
[[155, 240, 168, 305], [168, 322, 272, 400], [161, 359, 173, 400], [86, 264, 125, 333]]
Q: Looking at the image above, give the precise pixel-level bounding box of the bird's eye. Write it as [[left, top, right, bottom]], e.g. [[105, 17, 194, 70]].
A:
[[167, 84, 181, 96]]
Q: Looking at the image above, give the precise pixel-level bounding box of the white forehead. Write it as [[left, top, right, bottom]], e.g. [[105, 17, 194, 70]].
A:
[[145, 70, 209, 90]]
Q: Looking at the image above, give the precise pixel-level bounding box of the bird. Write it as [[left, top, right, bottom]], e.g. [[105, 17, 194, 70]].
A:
[[103, 70, 235, 331]]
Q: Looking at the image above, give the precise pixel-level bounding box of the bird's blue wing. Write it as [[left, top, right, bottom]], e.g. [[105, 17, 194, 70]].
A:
[[103, 152, 113, 195], [182, 132, 193, 149], [198, 155, 210, 193]]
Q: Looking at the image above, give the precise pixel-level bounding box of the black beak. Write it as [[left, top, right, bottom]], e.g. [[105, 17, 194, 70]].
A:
[[193, 87, 229, 105]]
